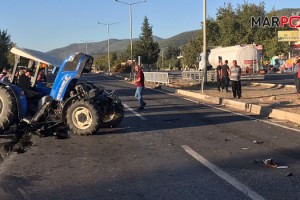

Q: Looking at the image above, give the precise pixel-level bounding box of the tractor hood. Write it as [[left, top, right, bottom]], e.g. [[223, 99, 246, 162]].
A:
[[10, 47, 62, 67]]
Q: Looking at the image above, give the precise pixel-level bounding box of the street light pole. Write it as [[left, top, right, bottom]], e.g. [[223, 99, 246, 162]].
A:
[[201, 0, 207, 94], [98, 22, 119, 73], [114, 0, 147, 79], [80, 40, 93, 54]]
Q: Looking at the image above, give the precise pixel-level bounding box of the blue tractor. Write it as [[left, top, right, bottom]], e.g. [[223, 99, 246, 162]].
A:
[[0, 48, 124, 136]]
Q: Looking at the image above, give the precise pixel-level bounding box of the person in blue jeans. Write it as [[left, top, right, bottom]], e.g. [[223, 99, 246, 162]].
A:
[[134, 65, 146, 111]]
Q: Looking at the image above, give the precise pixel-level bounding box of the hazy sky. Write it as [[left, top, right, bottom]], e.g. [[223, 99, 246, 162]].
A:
[[0, 0, 299, 52]]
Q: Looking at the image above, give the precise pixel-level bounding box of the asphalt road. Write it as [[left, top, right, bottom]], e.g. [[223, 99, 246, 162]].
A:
[[1, 74, 300, 200]]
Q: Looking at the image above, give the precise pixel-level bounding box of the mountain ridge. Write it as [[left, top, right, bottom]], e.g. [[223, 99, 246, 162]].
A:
[[46, 30, 199, 59]]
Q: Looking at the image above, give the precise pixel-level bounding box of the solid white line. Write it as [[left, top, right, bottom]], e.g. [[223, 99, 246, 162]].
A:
[[182, 145, 265, 200], [123, 103, 147, 121]]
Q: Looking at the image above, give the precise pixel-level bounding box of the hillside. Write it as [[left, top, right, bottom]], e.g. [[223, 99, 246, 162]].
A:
[[159, 30, 200, 48], [46, 31, 198, 59], [274, 8, 300, 17]]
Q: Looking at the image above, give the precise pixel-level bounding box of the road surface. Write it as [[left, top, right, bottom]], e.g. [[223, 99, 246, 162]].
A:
[[0, 74, 300, 200]]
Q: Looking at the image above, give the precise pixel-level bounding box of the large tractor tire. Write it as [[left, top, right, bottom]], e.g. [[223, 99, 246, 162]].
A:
[[66, 100, 101, 135], [101, 102, 124, 128], [0, 86, 17, 133]]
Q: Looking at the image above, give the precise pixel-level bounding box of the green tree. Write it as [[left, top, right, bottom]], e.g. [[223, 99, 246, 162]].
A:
[[0, 30, 13, 69], [182, 1, 291, 65], [94, 54, 108, 71], [162, 46, 181, 69], [110, 51, 118, 66], [216, 3, 240, 46], [182, 33, 202, 68], [134, 16, 160, 68]]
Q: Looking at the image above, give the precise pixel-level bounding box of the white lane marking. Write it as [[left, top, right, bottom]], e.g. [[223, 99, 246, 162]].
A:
[[123, 103, 147, 121], [150, 88, 300, 133], [182, 145, 265, 200]]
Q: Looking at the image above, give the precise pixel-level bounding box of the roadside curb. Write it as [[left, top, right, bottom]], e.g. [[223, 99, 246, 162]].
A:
[[160, 85, 300, 125], [251, 82, 295, 89]]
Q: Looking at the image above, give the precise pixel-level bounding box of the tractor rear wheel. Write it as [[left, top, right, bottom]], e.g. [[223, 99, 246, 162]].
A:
[[101, 102, 124, 128], [66, 100, 101, 135], [0, 86, 17, 133]]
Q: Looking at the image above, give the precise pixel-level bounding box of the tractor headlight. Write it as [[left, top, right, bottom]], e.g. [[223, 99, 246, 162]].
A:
[[20, 90, 25, 96]]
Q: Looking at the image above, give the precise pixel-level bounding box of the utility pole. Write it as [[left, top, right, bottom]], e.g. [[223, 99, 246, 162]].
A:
[[201, 0, 207, 94], [97, 22, 119, 72], [114, 0, 147, 79]]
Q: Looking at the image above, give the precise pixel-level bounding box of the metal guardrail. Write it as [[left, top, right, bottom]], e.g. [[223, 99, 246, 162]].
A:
[[182, 70, 265, 82], [144, 72, 169, 84], [182, 71, 216, 82]]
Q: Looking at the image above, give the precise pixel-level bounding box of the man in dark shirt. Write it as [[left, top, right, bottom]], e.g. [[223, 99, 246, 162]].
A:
[[134, 65, 146, 111], [216, 61, 222, 91], [18, 70, 31, 89], [221, 60, 230, 92]]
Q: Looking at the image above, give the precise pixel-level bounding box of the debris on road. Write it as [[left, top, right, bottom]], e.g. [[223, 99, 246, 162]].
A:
[[253, 140, 264, 144], [263, 158, 278, 168], [277, 166, 289, 169], [242, 147, 249, 150], [285, 172, 293, 177]]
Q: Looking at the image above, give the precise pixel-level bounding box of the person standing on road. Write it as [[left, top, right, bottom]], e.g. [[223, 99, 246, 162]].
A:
[[134, 65, 146, 111], [294, 59, 300, 96], [229, 60, 242, 99], [221, 60, 230, 92], [216, 61, 222, 91]]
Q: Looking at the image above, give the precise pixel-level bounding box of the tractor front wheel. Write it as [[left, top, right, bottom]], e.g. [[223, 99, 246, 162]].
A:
[[66, 100, 101, 135]]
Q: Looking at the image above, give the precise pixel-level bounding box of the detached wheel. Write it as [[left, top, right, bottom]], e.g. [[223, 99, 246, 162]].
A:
[[66, 100, 101, 135], [0, 86, 17, 133], [101, 102, 124, 128]]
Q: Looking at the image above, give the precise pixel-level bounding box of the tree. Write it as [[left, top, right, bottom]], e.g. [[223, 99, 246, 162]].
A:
[[182, 33, 202, 68], [182, 1, 291, 65], [134, 17, 160, 68], [162, 46, 181, 69], [94, 54, 108, 71], [0, 30, 13, 69]]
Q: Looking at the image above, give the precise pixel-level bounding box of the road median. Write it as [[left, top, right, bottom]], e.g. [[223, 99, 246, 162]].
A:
[[160, 85, 300, 125]]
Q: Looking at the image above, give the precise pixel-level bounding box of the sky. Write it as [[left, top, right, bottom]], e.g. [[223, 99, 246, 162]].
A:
[[0, 0, 299, 52]]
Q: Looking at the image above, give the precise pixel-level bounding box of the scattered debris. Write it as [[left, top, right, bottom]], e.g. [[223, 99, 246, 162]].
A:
[[242, 147, 249, 150], [253, 140, 264, 144], [224, 139, 230, 141], [263, 158, 277, 168], [277, 166, 289, 169], [285, 172, 293, 177], [263, 158, 289, 169]]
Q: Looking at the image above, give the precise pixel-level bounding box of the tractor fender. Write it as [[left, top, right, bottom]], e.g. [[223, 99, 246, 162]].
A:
[[61, 95, 79, 122], [0, 82, 27, 119]]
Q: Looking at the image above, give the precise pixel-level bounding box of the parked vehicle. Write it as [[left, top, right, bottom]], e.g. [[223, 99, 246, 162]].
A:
[[0, 47, 124, 136], [199, 44, 261, 73]]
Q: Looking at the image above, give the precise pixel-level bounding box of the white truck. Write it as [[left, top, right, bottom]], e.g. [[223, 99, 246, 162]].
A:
[[199, 44, 261, 73]]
